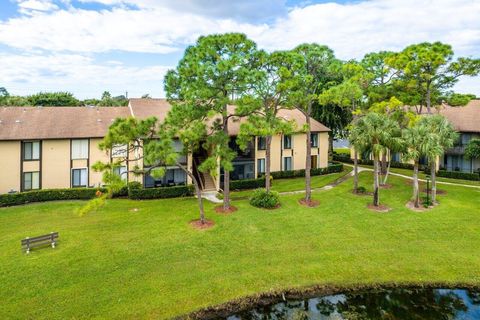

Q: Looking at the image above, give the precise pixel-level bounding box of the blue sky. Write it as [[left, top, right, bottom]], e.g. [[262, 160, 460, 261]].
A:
[[0, 0, 479, 99]]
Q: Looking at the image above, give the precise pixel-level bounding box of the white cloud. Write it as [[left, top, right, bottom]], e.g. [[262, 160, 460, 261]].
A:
[[0, 52, 171, 98], [0, 0, 479, 97], [16, 0, 59, 15]]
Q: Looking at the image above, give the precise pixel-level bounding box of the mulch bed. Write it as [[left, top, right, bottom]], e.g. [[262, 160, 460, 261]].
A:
[[298, 199, 320, 207], [367, 203, 391, 213], [215, 205, 238, 215], [189, 219, 215, 230], [405, 201, 429, 212], [379, 183, 393, 189]]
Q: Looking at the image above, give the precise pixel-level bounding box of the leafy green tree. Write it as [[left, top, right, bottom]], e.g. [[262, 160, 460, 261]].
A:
[[164, 33, 258, 212], [361, 51, 397, 105], [98, 91, 128, 106], [388, 42, 480, 114], [418, 115, 458, 203], [236, 50, 301, 191], [290, 43, 341, 204], [352, 112, 401, 206], [27, 91, 79, 106]]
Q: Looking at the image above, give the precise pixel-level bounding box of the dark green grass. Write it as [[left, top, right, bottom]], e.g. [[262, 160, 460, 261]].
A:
[[1, 172, 479, 319]]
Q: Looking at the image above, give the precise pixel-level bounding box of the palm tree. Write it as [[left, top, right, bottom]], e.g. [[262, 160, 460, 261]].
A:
[[349, 119, 367, 194], [354, 112, 401, 206], [419, 115, 458, 203], [402, 123, 431, 208]]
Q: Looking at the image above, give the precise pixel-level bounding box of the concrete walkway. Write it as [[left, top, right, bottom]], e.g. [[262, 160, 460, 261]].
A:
[[343, 163, 480, 190]]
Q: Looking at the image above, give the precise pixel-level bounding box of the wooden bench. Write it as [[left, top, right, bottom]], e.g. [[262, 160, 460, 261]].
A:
[[21, 232, 58, 254]]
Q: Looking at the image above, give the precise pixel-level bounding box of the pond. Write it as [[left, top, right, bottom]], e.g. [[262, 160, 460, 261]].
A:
[[226, 288, 480, 319]]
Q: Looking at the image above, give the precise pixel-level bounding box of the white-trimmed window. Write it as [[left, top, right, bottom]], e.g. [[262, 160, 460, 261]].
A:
[[257, 137, 266, 150], [257, 158, 266, 174], [111, 144, 128, 158], [113, 166, 128, 180], [23, 141, 40, 160], [23, 172, 40, 190], [71, 139, 89, 159], [283, 157, 292, 171], [72, 168, 88, 187]]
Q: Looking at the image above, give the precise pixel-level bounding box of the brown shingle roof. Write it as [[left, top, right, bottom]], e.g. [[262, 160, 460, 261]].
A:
[[440, 99, 480, 133], [129, 98, 330, 135], [0, 106, 130, 140]]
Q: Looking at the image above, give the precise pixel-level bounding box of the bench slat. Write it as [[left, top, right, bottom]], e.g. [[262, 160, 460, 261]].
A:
[[21, 233, 58, 244]]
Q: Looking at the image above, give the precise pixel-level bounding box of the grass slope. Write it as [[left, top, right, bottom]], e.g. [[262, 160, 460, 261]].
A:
[[1, 172, 479, 319]]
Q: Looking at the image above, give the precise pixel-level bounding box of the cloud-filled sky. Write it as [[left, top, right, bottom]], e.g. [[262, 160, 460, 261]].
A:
[[0, 0, 479, 99]]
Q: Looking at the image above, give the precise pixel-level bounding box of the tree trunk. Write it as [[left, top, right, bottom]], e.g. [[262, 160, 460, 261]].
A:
[[353, 150, 359, 193], [426, 87, 432, 114], [430, 160, 437, 204], [381, 151, 387, 176], [223, 114, 230, 210], [265, 135, 272, 192], [305, 111, 312, 203], [413, 161, 420, 208], [179, 162, 205, 224], [373, 154, 380, 206], [383, 157, 392, 185]]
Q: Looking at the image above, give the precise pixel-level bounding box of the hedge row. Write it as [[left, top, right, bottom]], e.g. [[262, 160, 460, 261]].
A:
[[128, 185, 194, 200], [230, 177, 266, 190], [269, 163, 344, 179], [437, 170, 480, 181], [333, 153, 428, 171], [0, 188, 106, 207]]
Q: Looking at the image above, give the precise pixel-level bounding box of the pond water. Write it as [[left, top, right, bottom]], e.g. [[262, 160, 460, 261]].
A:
[[226, 288, 480, 319]]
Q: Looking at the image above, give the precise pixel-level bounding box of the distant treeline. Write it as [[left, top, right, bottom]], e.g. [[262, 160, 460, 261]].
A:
[[0, 88, 132, 107]]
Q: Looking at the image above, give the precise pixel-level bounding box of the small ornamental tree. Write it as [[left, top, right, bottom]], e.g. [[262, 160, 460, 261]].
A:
[[164, 33, 259, 212], [236, 50, 300, 191], [465, 139, 480, 170]]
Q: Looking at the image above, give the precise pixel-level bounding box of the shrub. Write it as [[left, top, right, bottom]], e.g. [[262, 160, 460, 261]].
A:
[[128, 185, 194, 200], [270, 163, 343, 180], [0, 188, 105, 207], [230, 177, 265, 190], [249, 188, 280, 209], [437, 170, 480, 181], [356, 186, 367, 194]]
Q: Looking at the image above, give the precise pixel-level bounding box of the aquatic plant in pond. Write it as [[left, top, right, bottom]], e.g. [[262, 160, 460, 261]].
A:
[[226, 288, 480, 319]]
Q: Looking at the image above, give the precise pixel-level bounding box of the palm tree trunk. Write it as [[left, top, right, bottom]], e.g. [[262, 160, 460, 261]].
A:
[[383, 158, 392, 185], [430, 160, 437, 204], [265, 135, 272, 192], [373, 154, 380, 206], [413, 161, 420, 208], [305, 114, 312, 203], [381, 151, 387, 176], [353, 150, 359, 193]]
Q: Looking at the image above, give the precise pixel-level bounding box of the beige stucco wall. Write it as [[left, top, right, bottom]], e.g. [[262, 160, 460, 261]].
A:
[[0, 141, 21, 193], [89, 138, 110, 187], [42, 140, 71, 189], [292, 134, 306, 170], [318, 132, 329, 168]]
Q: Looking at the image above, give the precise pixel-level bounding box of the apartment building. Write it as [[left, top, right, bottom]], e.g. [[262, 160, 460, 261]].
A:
[[348, 99, 480, 173], [0, 99, 330, 194]]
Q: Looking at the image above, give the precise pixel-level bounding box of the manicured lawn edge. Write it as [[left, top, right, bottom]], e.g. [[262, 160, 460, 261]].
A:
[[179, 282, 480, 319]]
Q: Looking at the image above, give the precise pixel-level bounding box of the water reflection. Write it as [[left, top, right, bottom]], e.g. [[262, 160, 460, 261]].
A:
[[227, 288, 480, 319]]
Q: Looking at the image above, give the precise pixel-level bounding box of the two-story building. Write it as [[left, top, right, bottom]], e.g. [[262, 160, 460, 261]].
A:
[[0, 99, 330, 194]]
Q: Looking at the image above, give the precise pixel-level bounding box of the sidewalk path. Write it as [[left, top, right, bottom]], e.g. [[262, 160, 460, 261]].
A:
[[342, 163, 480, 190]]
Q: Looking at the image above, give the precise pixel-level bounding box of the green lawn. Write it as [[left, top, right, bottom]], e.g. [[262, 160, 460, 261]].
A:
[[1, 172, 480, 319]]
